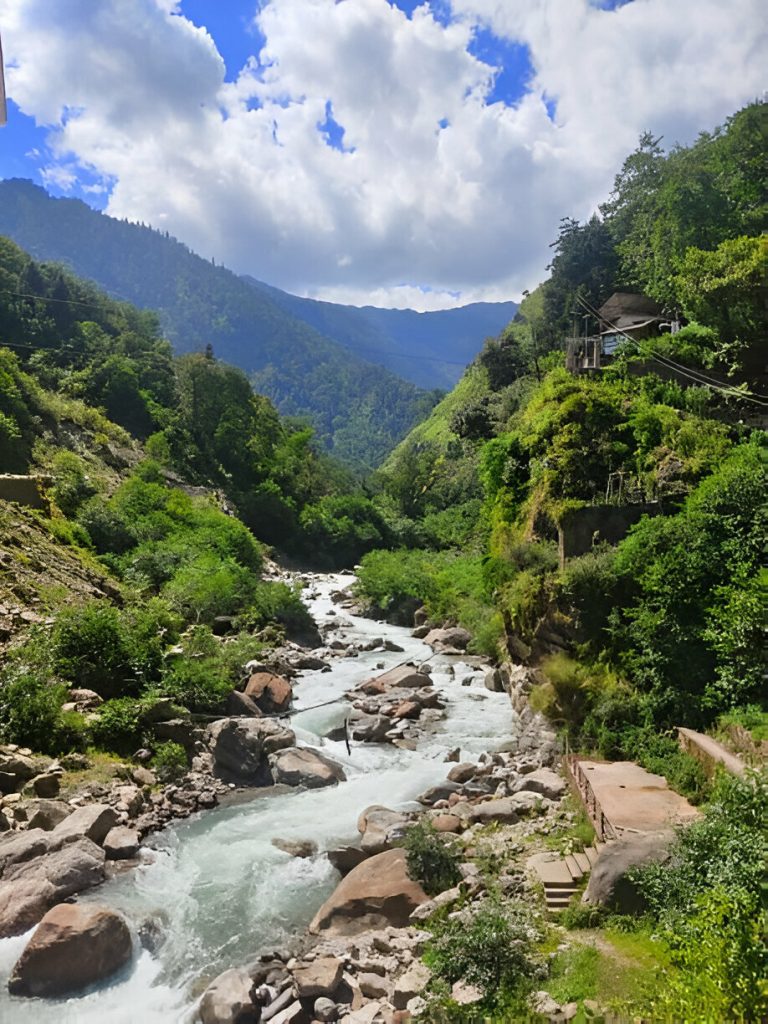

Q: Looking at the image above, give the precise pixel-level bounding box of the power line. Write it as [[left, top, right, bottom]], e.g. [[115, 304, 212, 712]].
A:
[[574, 294, 768, 407]]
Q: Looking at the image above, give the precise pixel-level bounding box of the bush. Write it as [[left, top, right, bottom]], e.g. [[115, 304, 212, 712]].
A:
[[0, 673, 88, 755], [91, 696, 151, 754], [47, 450, 98, 516], [151, 741, 188, 782], [77, 496, 137, 554], [425, 900, 537, 995], [404, 821, 462, 897], [163, 553, 259, 623], [51, 600, 172, 698], [240, 581, 316, 640], [160, 625, 233, 711]]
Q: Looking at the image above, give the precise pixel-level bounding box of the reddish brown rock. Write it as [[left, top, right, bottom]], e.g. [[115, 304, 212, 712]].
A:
[[309, 848, 428, 935], [8, 903, 132, 997], [391, 701, 420, 720], [430, 814, 463, 833], [243, 672, 293, 714]]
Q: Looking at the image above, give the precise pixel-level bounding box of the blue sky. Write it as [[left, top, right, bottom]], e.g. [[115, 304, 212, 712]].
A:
[[0, 0, 764, 309]]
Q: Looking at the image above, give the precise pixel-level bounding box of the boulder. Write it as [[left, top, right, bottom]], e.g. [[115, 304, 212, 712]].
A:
[[309, 848, 428, 935], [0, 751, 40, 793], [226, 690, 264, 718], [103, 826, 141, 860], [8, 903, 132, 997], [423, 626, 471, 652], [392, 962, 431, 1009], [0, 837, 106, 937], [313, 997, 339, 1022], [360, 665, 427, 694], [30, 773, 62, 799], [429, 814, 463, 834], [507, 790, 548, 816], [358, 806, 411, 854], [327, 846, 368, 876], [272, 838, 317, 858], [518, 768, 566, 801], [207, 718, 295, 785], [466, 798, 520, 825], [130, 765, 157, 787], [199, 967, 258, 1024], [25, 800, 71, 832], [243, 672, 293, 714], [292, 957, 343, 998], [583, 833, 674, 914], [68, 688, 103, 710], [269, 747, 346, 789], [349, 714, 391, 744], [52, 803, 119, 846], [447, 762, 476, 784]]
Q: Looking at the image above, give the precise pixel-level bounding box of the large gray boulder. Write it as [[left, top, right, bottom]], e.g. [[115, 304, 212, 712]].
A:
[[583, 832, 674, 914], [25, 800, 72, 831], [207, 718, 295, 784], [0, 836, 106, 937], [52, 803, 119, 846], [424, 626, 471, 652], [199, 967, 258, 1024], [8, 903, 132, 997], [518, 767, 566, 801], [269, 747, 346, 789]]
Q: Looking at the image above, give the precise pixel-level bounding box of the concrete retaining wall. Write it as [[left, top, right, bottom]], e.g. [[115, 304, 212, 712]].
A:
[[558, 503, 662, 566], [0, 475, 49, 510]]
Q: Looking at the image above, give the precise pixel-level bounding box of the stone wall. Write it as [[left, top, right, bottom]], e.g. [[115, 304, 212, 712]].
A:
[[558, 503, 662, 567], [0, 476, 49, 511]]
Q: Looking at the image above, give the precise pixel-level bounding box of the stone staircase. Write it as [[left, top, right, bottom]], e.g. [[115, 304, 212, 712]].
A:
[[527, 843, 607, 912]]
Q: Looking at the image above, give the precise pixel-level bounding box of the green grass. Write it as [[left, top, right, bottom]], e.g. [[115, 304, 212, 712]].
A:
[[543, 796, 596, 854]]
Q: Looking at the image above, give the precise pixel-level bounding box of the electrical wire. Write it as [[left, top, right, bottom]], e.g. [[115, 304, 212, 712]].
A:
[[573, 293, 768, 407]]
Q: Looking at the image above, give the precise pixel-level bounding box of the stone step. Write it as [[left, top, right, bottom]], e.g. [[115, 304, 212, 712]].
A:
[[572, 851, 591, 874], [564, 854, 584, 880]]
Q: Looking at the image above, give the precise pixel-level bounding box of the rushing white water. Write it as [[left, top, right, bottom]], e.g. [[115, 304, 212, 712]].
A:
[[0, 573, 517, 1024]]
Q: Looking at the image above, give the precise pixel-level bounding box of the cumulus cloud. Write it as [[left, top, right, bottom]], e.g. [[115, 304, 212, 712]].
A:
[[0, 0, 764, 308]]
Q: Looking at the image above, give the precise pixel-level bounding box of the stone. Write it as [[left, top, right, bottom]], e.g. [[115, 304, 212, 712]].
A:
[[0, 751, 39, 793], [52, 803, 119, 845], [327, 846, 368, 876], [0, 836, 106, 938], [267, 1000, 305, 1024], [466, 798, 520, 824], [358, 972, 391, 999], [8, 903, 132, 997], [358, 806, 411, 854], [361, 665, 427, 693], [451, 980, 483, 1005], [103, 826, 141, 860], [484, 668, 506, 692], [24, 800, 71, 832], [429, 814, 463, 833], [409, 885, 461, 922], [272, 838, 318, 858], [130, 765, 157, 787], [446, 762, 476, 784], [243, 672, 293, 714], [518, 768, 566, 800], [392, 962, 431, 1009], [68, 688, 103, 710], [199, 967, 258, 1024], [310, 848, 429, 935], [423, 626, 471, 652], [314, 996, 339, 1022], [391, 700, 420, 720], [30, 773, 61, 798], [207, 718, 295, 785], [292, 956, 343, 997], [349, 714, 392, 744], [417, 782, 461, 806], [583, 833, 674, 914], [227, 689, 264, 718], [269, 747, 346, 789], [508, 790, 548, 815], [531, 991, 562, 1017], [114, 784, 143, 816]]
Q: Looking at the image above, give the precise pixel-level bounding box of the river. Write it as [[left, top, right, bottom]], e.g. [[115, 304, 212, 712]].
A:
[[0, 572, 517, 1023]]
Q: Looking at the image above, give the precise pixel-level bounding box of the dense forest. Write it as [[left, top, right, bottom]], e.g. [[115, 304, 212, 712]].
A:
[[0, 178, 447, 470]]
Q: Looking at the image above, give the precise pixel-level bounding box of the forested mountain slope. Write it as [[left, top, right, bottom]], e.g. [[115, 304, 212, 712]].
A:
[[247, 277, 517, 389], [0, 179, 442, 469]]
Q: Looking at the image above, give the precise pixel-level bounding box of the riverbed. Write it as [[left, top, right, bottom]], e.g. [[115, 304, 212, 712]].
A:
[[0, 573, 518, 1023]]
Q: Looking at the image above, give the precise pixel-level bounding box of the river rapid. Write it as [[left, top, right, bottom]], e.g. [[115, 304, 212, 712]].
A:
[[0, 572, 518, 1024]]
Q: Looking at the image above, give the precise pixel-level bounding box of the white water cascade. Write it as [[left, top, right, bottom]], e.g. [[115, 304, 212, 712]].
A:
[[0, 573, 518, 1024]]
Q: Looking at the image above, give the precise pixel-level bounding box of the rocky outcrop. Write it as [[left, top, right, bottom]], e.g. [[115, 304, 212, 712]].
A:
[[8, 903, 132, 997], [269, 747, 346, 789], [423, 625, 471, 653], [207, 718, 295, 785], [0, 835, 106, 937], [310, 849, 428, 935]]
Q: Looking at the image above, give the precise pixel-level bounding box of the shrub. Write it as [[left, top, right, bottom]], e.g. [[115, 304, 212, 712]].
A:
[[47, 450, 98, 516], [426, 900, 537, 995], [160, 625, 233, 711], [240, 581, 316, 640], [0, 673, 88, 755], [151, 741, 188, 782], [91, 696, 151, 754], [77, 496, 137, 554], [404, 821, 462, 897], [163, 553, 259, 623]]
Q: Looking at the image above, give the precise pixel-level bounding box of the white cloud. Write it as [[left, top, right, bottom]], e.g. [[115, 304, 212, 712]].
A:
[[0, 0, 764, 309]]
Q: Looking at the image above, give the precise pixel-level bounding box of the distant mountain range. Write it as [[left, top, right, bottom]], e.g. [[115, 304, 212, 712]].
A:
[[0, 178, 516, 467]]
